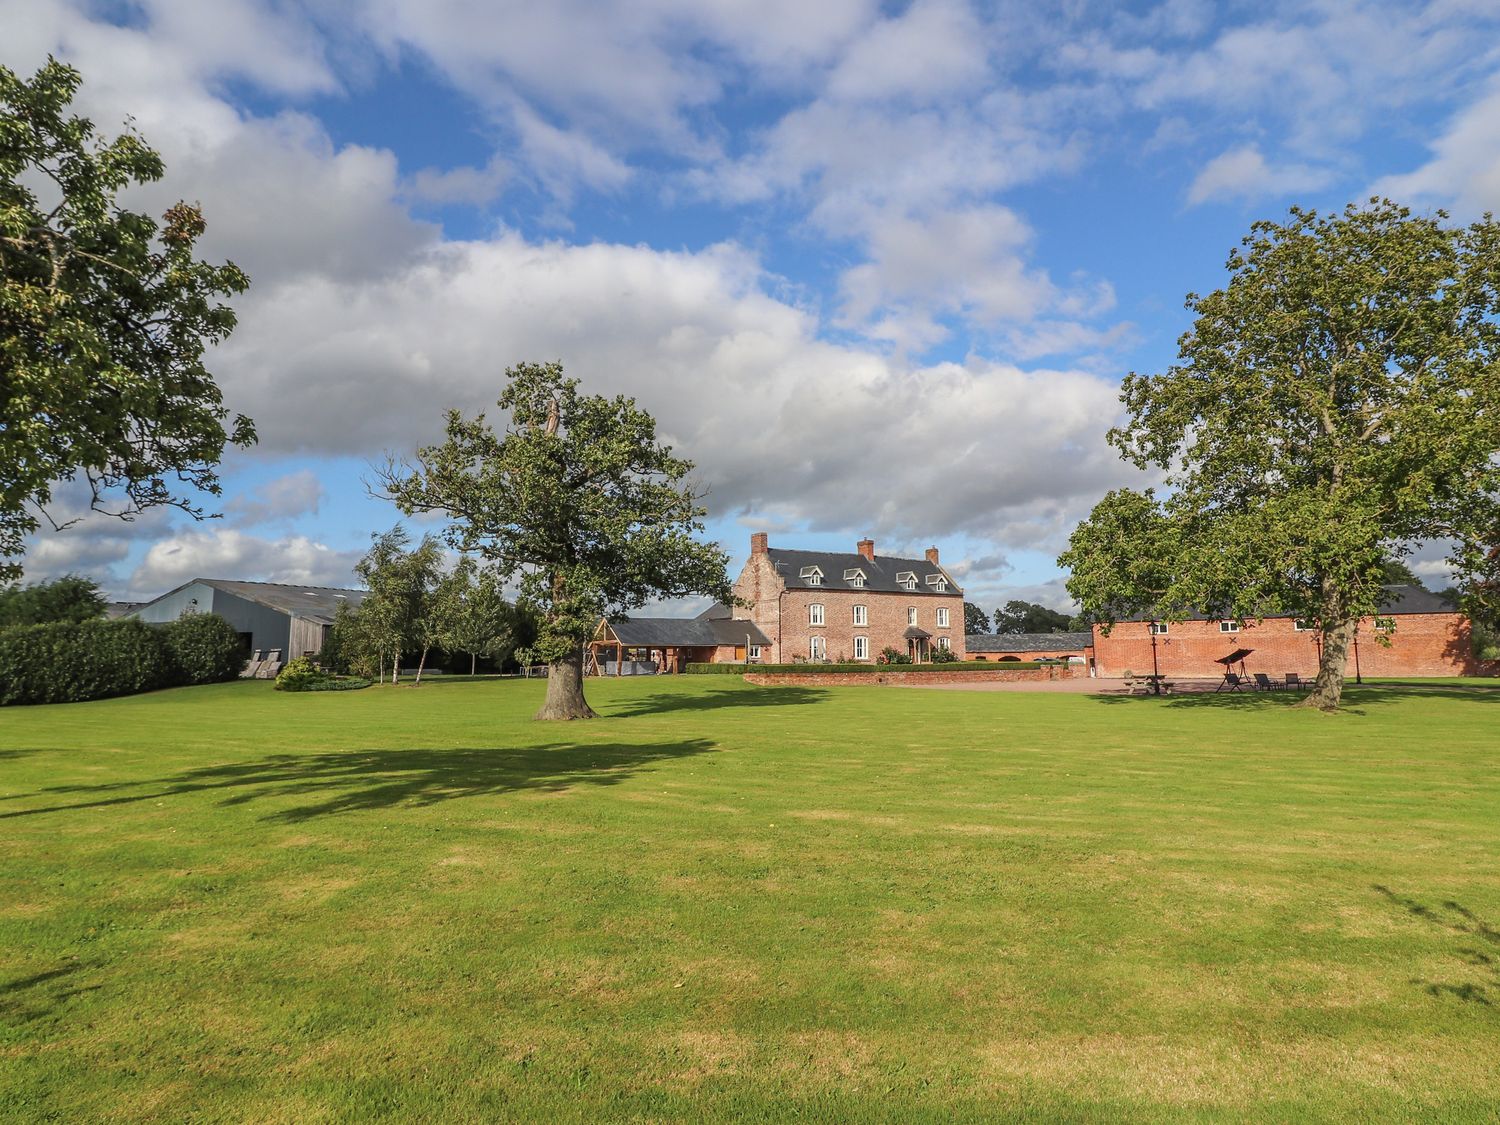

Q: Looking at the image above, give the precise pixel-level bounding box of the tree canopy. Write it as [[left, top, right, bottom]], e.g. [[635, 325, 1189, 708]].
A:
[[0, 574, 105, 628], [993, 599, 1074, 635], [1059, 200, 1500, 710], [1, 59, 253, 581], [379, 361, 732, 719], [963, 601, 990, 634]]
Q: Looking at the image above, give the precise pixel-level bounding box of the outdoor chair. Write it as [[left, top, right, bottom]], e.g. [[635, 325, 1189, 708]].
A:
[[1216, 673, 1245, 692], [1285, 672, 1308, 690], [1252, 673, 1281, 691]]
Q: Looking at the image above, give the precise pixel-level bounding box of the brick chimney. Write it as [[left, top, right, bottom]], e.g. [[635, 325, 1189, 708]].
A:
[[750, 531, 769, 555], [857, 537, 875, 561], [925, 546, 940, 565]]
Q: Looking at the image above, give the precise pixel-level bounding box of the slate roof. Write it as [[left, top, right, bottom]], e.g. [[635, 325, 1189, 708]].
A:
[[606, 615, 770, 648], [764, 547, 960, 595], [1116, 584, 1455, 623], [966, 632, 1093, 653], [133, 579, 368, 625]]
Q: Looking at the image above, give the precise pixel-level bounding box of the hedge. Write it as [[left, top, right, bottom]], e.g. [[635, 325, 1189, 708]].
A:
[[0, 613, 246, 706], [685, 661, 1047, 675]]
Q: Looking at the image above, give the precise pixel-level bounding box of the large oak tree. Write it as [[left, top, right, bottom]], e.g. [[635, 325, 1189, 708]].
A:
[[1060, 200, 1500, 711], [379, 361, 731, 719], [1, 60, 254, 580]]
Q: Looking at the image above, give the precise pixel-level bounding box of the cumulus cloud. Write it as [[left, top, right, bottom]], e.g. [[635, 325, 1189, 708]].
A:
[[1186, 144, 1333, 205], [128, 530, 363, 599], [1374, 82, 1500, 213], [226, 470, 326, 527]]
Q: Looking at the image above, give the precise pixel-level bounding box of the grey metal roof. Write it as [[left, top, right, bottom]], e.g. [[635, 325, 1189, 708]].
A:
[[606, 615, 770, 648], [765, 548, 960, 595], [967, 632, 1093, 652], [129, 578, 369, 625], [696, 602, 732, 620]]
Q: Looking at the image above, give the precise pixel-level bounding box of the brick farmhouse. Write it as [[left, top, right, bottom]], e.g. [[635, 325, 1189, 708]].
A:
[[1088, 585, 1480, 679], [593, 533, 965, 670], [732, 533, 965, 664]]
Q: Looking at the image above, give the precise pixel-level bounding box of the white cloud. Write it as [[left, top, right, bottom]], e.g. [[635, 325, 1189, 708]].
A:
[[1186, 144, 1333, 205], [226, 470, 326, 527], [128, 530, 363, 599], [1374, 82, 1500, 213], [825, 0, 989, 104]]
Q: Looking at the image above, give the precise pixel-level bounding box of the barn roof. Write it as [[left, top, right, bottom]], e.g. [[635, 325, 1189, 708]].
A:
[[1114, 584, 1455, 623], [764, 547, 959, 595], [603, 615, 770, 648], [966, 631, 1093, 653], [133, 578, 368, 625]]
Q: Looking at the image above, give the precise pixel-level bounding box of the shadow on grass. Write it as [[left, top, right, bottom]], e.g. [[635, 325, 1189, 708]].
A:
[[0, 739, 718, 824], [1088, 682, 1500, 712], [0, 961, 99, 1023], [1373, 885, 1499, 1007], [606, 684, 827, 717]]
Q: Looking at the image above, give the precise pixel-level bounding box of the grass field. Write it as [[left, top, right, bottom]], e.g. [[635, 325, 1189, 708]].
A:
[[2, 676, 1498, 1122]]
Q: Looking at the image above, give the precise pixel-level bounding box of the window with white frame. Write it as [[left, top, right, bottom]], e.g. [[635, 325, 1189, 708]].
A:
[[938, 636, 950, 651], [748, 645, 762, 661], [844, 568, 866, 587], [800, 565, 823, 586], [907, 607, 917, 626], [937, 607, 949, 627], [809, 603, 824, 626], [1219, 620, 1239, 633], [853, 636, 869, 660], [1149, 622, 1169, 635], [853, 604, 868, 626], [809, 636, 826, 660], [1294, 619, 1315, 632]]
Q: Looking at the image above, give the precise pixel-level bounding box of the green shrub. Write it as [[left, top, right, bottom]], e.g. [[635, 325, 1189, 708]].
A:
[[929, 647, 958, 663], [878, 647, 912, 665], [161, 613, 245, 685], [274, 656, 372, 693], [0, 618, 173, 705]]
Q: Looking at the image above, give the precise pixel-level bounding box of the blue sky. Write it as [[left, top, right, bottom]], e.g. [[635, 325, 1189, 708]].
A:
[[7, 0, 1500, 612]]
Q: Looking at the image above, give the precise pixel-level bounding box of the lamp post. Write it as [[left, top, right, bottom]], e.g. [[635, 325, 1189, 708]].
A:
[[1352, 625, 1363, 685], [1149, 621, 1161, 695]]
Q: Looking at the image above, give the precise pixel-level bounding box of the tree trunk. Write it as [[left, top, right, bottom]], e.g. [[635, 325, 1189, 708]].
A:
[[535, 647, 596, 720], [1301, 617, 1354, 712], [414, 645, 429, 685]]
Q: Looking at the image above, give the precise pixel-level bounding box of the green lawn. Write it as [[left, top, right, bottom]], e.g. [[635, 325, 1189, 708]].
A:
[[2, 677, 1497, 1122]]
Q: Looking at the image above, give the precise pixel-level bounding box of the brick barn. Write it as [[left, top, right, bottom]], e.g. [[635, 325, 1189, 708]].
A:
[[590, 607, 770, 674], [964, 632, 1094, 667], [733, 533, 965, 664], [1089, 585, 1480, 680]]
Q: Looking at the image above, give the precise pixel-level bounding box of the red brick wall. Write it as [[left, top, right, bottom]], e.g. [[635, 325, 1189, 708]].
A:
[[1091, 615, 1479, 678], [745, 665, 1081, 686], [963, 647, 1092, 663]]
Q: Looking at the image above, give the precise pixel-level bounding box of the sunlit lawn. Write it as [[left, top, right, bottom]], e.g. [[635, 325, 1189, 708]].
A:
[[2, 675, 1498, 1122]]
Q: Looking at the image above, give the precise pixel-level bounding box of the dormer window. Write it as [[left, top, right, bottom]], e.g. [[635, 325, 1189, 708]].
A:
[[843, 568, 867, 588], [799, 565, 823, 586], [924, 573, 948, 593], [896, 571, 918, 591]]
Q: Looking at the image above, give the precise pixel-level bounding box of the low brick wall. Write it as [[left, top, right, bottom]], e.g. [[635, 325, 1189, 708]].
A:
[[744, 666, 1081, 687]]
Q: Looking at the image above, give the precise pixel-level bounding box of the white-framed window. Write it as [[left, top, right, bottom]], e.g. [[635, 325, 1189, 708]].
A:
[[853, 636, 869, 660], [809, 603, 825, 626], [1294, 619, 1315, 632], [1149, 622, 1169, 635], [938, 636, 951, 651], [800, 565, 823, 586], [844, 568, 866, 587], [897, 571, 918, 591], [852, 574, 865, 587], [937, 607, 950, 627], [748, 644, 762, 661], [809, 636, 826, 660], [907, 607, 918, 626], [853, 604, 868, 626], [1219, 620, 1239, 633]]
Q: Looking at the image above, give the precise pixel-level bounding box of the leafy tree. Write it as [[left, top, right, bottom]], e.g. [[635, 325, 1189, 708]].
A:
[[963, 601, 990, 634], [1060, 200, 1500, 711], [431, 558, 514, 675], [993, 599, 1073, 634], [1379, 559, 1426, 589], [379, 361, 731, 719], [1, 60, 254, 581], [0, 574, 105, 627], [353, 526, 443, 684]]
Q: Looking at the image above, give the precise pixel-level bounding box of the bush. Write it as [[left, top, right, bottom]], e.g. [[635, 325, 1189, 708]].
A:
[[274, 656, 372, 693], [161, 613, 245, 685], [878, 647, 912, 665], [0, 618, 173, 706], [929, 647, 958, 663]]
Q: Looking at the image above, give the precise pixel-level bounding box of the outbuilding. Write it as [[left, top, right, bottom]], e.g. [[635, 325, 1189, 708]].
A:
[[129, 579, 366, 660]]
